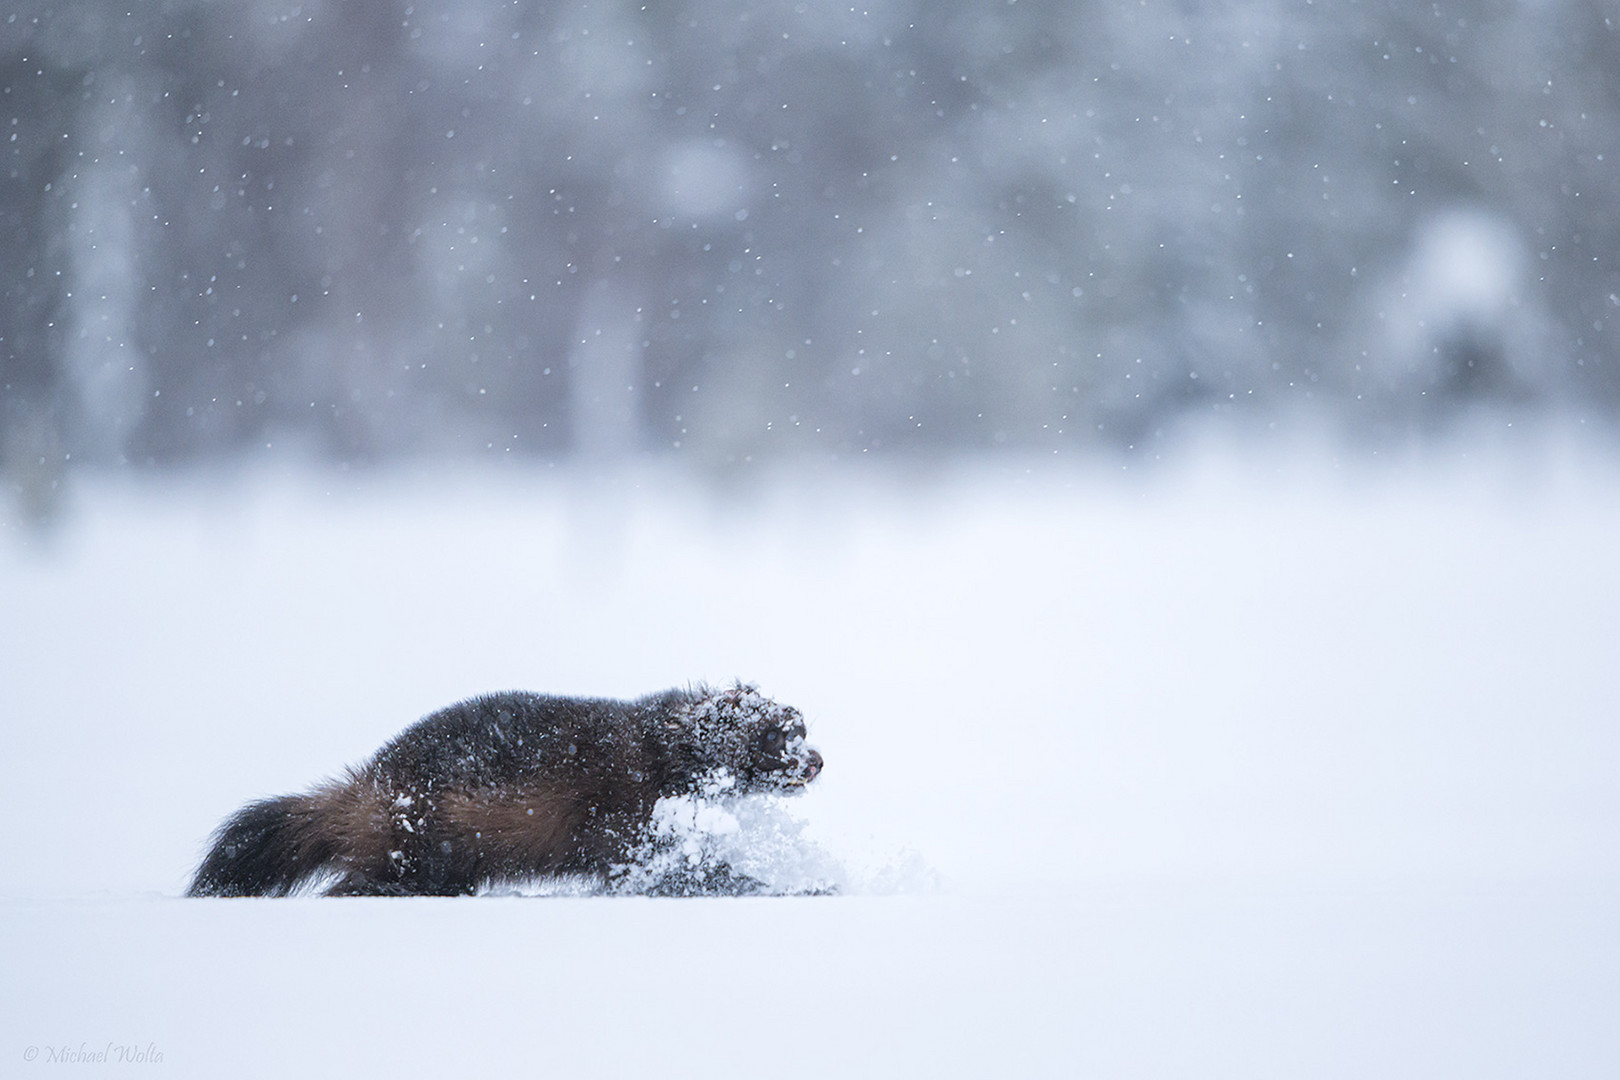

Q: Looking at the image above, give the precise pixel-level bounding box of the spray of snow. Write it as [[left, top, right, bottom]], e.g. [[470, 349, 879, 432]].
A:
[[608, 784, 838, 896]]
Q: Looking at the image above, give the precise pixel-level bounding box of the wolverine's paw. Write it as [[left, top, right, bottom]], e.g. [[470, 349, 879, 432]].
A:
[[323, 872, 418, 897], [614, 859, 769, 898]]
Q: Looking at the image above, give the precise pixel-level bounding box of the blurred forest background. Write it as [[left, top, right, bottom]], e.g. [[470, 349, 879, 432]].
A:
[[3, 0, 1617, 514]]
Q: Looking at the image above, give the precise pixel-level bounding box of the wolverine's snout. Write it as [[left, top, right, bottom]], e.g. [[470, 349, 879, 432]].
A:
[[780, 747, 822, 787]]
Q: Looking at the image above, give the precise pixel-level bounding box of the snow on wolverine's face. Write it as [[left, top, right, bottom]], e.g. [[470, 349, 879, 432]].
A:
[[684, 686, 824, 794]]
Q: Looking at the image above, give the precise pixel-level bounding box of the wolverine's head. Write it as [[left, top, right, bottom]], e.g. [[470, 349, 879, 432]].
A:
[[669, 685, 823, 795]]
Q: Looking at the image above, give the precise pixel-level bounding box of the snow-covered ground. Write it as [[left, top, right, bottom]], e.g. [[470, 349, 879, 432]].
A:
[[4, 435, 1619, 1076]]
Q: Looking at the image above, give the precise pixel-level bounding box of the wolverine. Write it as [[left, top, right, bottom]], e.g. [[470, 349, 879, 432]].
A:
[[187, 685, 823, 897]]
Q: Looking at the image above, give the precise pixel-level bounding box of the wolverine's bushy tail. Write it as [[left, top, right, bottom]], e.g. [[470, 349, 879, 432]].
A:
[[187, 793, 340, 897]]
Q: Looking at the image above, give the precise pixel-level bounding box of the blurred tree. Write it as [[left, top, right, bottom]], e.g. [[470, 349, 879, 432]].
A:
[[2, 0, 1615, 501]]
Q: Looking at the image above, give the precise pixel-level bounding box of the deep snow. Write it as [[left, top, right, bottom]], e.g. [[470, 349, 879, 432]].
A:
[[3, 437, 1619, 1076]]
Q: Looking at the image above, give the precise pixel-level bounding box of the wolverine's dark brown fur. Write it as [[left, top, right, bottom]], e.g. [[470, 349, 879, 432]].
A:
[[187, 685, 822, 897]]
